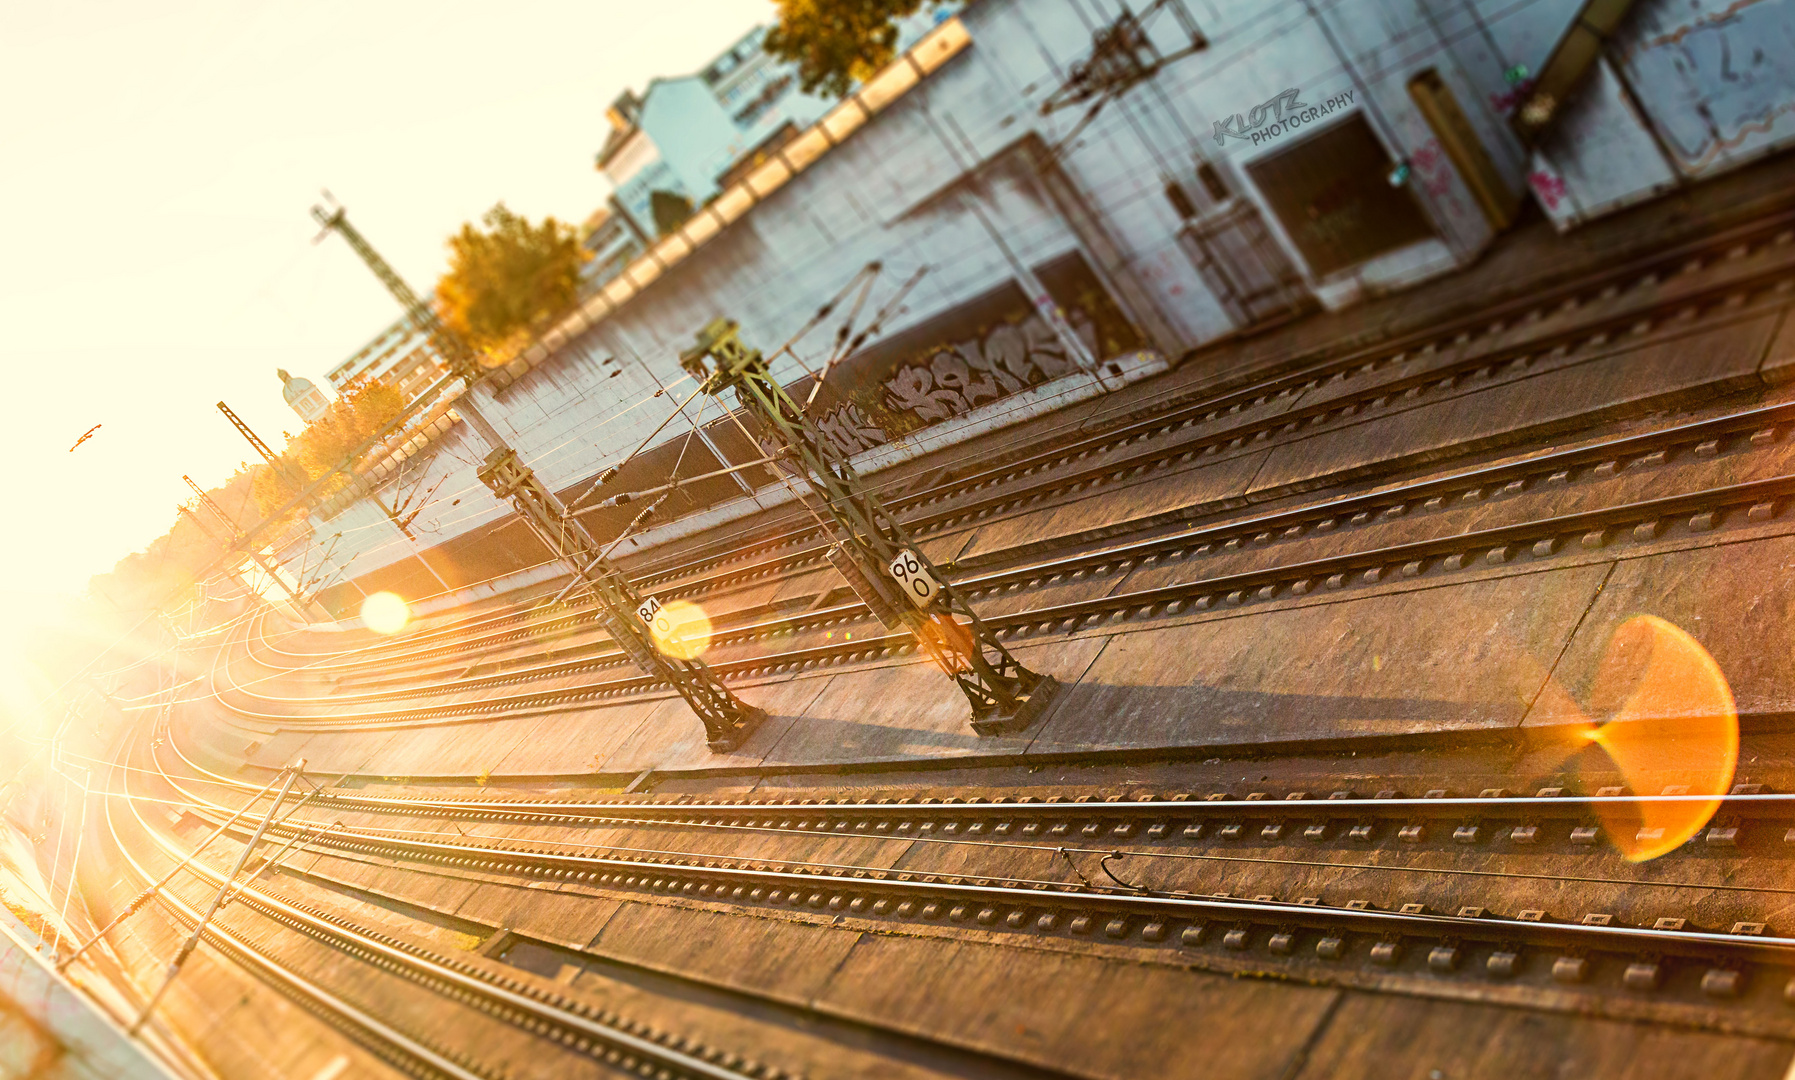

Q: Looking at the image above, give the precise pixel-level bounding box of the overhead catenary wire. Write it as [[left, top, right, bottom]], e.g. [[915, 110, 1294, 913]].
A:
[[83, 0, 1568, 679]]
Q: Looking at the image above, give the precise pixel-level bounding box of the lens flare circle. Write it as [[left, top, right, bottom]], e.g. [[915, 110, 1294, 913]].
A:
[[1583, 615, 1738, 862], [360, 592, 411, 635], [648, 599, 712, 660]]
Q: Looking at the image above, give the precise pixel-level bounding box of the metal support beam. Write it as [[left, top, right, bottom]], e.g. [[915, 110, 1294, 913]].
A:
[[56, 773, 288, 973], [216, 402, 305, 489], [681, 319, 1059, 735], [313, 202, 764, 751], [473, 440, 764, 750], [173, 506, 256, 599], [179, 477, 315, 617], [130, 764, 302, 1035]]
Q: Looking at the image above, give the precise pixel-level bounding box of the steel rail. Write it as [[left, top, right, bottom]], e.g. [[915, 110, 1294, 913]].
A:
[[214, 463, 1795, 728], [142, 707, 1785, 831], [249, 389, 1795, 703], [178, 786, 1795, 969], [108, 752, 782, 1080], [608, 208, 1795, 601], [142, 702, 1795, 1002], [99, 769, 491, 1080], [238, 362, 1795, 703], [126, 730, 1107, 1080], [248, 213, 1795, 676]]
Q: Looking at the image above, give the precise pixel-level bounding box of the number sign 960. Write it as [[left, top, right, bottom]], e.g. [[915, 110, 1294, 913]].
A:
[[887, 550, 940, 607]]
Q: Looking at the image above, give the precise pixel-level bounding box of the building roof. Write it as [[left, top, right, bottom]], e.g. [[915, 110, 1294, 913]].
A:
[[595, 25, 770, 172], [596, 121, 639, 170], [278, 368, 321, 406]]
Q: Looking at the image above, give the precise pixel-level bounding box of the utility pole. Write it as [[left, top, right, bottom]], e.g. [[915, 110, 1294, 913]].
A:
[[175, 505, 256, 598], [226, 387, 434, 585], [57, 772, 289, 973], [681, 319, 1060, 735], [921, 110, 1108, 389], [216, 401, 369, 595], [311, 200, 765, 751], [131, 763, 302, 1036], [182, 475, 316, 616], [217, 402, 305, 488]]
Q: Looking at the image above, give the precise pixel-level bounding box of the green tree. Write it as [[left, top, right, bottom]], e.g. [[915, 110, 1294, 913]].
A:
[[763, 0, 928, 98], [436, 203, 588, 365]]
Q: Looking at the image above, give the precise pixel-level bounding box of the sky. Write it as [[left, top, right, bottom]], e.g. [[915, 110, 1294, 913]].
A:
[[0, 0, 774, 601]]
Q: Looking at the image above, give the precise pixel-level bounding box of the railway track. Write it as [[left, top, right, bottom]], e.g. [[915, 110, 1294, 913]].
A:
[[143, 734, 1795, 1034], [105, 724, 1086, 1080], [102, 756, 803, 1080], [74, 159, 1795, 1080], [248, 207, 1795, 685], [215, 389, 1795, 730]]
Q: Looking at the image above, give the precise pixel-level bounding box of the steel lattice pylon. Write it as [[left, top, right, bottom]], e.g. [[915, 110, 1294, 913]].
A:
[[680, 319, 1060, 735], [311, 205, 478, 379], [476, 447, 765, 750], [314, 203, 765, 752]]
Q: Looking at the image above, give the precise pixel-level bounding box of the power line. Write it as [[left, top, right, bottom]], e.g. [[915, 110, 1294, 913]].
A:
[[312, 200, 768, 753]]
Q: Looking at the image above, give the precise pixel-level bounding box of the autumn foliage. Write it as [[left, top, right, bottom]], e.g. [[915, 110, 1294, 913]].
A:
[[763, 0, 927, 98], [252, 378, 406, 519], [435, 203, 588, 366]]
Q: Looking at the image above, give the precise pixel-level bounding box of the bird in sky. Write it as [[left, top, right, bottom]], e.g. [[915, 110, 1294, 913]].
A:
[[68, 424, 102, 452]]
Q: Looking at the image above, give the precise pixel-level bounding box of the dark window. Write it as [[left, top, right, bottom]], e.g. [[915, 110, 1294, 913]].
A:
[[649, 190, 695, 236], [1246, 114, 1434, 277], [1163, 179, 1198, 220], [1196, 161, 1230, 202]]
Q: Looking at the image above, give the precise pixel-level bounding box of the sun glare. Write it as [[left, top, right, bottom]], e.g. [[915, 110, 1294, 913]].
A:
[[1582, 615, 1738, 862], [647, 599, 713, 660], [360, 592, 411, 635]]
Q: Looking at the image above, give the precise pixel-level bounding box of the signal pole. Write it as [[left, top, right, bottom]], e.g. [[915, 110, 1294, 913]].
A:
[[311, 201, 765, 751], [175, 505, 257, 598], [229, 393, 449, 592], [182, 476, 316, 616], [217, 401, 305, 488], [680, 319, 1060, 735]]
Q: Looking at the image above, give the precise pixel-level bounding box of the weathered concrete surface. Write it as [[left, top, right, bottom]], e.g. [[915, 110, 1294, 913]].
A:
[[596, 675, 826, 775], [753, 636, 1108, 770], [1762, 311, 1795, 385], [814, 933, 1339, 1080], [487, 700, 665, 776], [954, 445, 1271, 563], [214, 561, 1629, 779], [1248, 313, 1785, 495], [0, 909, 180, 1080], [1287, 994, 1794, 1080], [588, 905, 863, 1008], [1526, 533, 1795, 729], [455, 883, 622, 951], [1027, 565, 1609, 756]]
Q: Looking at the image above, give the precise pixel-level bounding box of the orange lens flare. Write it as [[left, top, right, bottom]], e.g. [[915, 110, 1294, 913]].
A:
[[916, 613, 976, 676], [360, 592, 411, 635], [648, 600, 713, 660], [1577, 616, 1738, 862]]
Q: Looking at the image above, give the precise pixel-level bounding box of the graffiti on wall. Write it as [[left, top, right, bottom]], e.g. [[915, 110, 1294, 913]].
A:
[[791, 249, 1141, 462], [759, 307, 1104, 462], [880, 315, 1088, 424], [1619, 0, 1795, 176]]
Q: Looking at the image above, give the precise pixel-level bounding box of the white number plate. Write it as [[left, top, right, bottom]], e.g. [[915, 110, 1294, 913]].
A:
[[887, 550, 940, 607], [636, 596, 666, 630]]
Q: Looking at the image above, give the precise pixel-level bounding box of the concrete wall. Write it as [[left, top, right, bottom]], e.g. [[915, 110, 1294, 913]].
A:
[[1527, 0, 1795, 230], [304, 0, 1732, 611], [0, 908, 180, 1080]]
